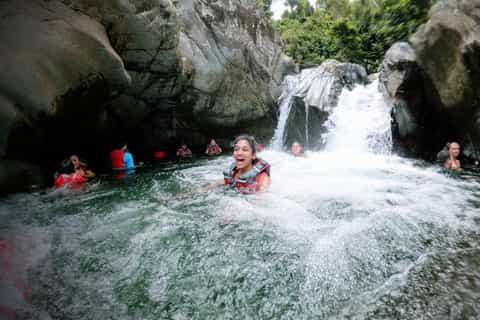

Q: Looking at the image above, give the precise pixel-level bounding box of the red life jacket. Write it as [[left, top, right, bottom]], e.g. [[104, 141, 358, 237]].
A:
[[110, 149, 125, 169], [206, 144, 221, 155], [154, 151, 166, 159], [54, 172, 86, 188], [223, 159, 270, 193]]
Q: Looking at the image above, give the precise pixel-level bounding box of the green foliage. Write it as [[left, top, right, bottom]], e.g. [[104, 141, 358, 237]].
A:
[[274, 0, 432, 72], [316, 0, 351, 19]]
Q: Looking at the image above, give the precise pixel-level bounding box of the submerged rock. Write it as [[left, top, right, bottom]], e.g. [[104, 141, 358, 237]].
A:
[[380, 0, 480, 160]]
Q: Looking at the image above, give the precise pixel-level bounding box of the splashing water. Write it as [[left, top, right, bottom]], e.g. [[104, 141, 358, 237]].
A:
[[1, 78, 480, 319], [324, 79, 393, 154]]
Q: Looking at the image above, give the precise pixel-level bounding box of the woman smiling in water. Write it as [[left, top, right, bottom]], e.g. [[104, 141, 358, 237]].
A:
[[222, 135, 271, 193]]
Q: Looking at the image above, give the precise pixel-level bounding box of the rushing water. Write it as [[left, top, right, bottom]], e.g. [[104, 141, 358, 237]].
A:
[[324, 79, 392, 155], [271, 65, 337, 150], [1, 82, 480, 320]]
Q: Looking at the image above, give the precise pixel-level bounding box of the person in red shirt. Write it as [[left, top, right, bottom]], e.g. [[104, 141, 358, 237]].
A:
[[205, 139, 222, 156], [110, 143, 126, 169]]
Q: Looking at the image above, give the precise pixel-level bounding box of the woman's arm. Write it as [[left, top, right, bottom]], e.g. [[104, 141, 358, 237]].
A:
[[84, 169, 96, 178], [257, 173, 271, 192]]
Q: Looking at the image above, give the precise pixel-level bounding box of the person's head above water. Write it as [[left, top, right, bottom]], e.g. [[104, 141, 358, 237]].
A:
[[69, 154, 87, 170], [291, 142, 303, 156], [233, 135, 257, 171], [448, 142, 460, 158]]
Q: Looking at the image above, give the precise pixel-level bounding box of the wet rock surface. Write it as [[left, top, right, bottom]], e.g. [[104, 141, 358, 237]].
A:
[[381, 0, 480, 160], [0, 0, 292, 193]]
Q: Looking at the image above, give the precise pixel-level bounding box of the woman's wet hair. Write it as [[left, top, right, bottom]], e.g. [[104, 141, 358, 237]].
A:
[[448, 141, 460, 149], [233, 135, 257, 155]]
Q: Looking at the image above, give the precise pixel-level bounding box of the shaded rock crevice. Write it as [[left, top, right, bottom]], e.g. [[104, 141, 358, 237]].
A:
[[381, 0, 480, 160]]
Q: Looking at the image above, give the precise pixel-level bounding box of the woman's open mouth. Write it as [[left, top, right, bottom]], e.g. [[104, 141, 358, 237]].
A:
[[235, 158, 246, 165]]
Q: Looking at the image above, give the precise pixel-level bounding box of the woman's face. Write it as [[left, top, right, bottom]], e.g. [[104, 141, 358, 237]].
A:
[[70, 155, 80, 169], [291, 143, 302, 155], [449, 142, 460, 158], [233, 139, 254, 170], [210, 139, 216, 145]]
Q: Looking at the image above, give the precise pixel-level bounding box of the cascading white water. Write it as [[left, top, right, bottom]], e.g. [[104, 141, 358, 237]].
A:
[[324, 79, 393, 154], [271, 65, 336, 150], [272, 68, 392, 155], [271, 75, 298, 150]]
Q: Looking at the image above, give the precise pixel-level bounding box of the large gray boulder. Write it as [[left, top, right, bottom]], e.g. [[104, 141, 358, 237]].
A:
[[0, 0, 131, 154], [0, 0, 132, 192], [379, 42, 438, 156], [69, 0, 293, 144], [380, 0, 480, 159], [0, 0, 292, 193], [62, 0, 185, 148], [176, 0, 293, 138]]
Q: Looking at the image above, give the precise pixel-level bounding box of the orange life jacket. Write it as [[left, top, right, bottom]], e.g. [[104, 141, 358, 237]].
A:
[[54, 172, 85, 188], [206, 144, 221, 155], [223, 159, 270, 193]]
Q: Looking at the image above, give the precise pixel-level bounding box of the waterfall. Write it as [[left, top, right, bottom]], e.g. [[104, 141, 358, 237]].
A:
[[324, 79, 392, 154], [272, 66, 392, 154], [270, 64, 338, 150], [271, 75, 298, 150]]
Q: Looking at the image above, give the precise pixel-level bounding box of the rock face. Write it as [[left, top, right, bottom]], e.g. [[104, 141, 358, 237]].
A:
[[380, 0, 480, 159], [178, 0, 293, 135], [69, 0, 292, 146], [283, 60, 368, 150], [0, 0, 292, 193]]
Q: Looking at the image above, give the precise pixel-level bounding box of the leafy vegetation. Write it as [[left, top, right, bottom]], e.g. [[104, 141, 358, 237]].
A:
[[272, 0, 432, 73]]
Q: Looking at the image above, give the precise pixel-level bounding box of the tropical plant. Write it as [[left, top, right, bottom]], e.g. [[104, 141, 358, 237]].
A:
[[273, 0, 431, 72]]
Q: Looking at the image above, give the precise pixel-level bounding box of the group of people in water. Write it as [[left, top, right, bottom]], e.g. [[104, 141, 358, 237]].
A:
[[176, 139, 223, 157], [54, 142, 135, 188], [53, 139, 226, 188], [53, 134, 465, 192]]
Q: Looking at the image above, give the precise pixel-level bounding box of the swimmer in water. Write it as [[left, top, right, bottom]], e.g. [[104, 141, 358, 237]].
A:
[[443, 142, 461, 171], [290, 142, 305, 157]]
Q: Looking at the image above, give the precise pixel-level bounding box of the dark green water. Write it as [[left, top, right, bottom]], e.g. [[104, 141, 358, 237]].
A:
[[1, 152, 480, 320]]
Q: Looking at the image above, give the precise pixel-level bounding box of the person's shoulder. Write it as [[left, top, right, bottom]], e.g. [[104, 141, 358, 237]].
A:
[[258, 171, 269, 179], [256, 158, 270, 166]]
